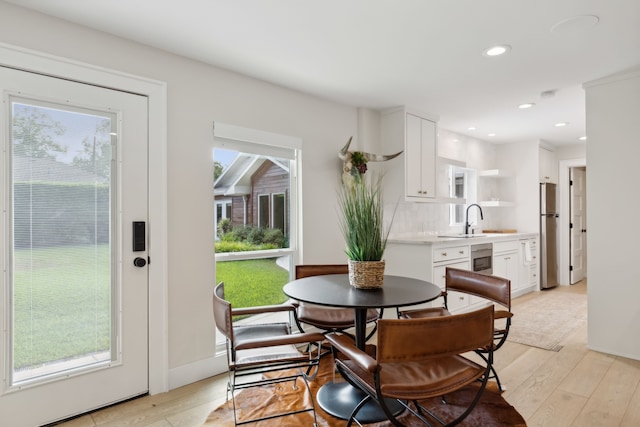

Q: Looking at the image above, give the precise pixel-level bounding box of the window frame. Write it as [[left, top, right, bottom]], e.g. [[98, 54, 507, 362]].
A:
[[212, 123, 302, 354]]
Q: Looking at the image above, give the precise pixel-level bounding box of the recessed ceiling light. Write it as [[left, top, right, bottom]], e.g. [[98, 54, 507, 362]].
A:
[[467, 126, 476, 131], [483, 45, 511, 57], [518, 103, 535, 109], [488, 133, 496, 137], [555, 122, 569, 127], [579, 136, 587, 141]]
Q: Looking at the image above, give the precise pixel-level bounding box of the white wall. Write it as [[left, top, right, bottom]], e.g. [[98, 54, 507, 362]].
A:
[[584, 67, 640, 360], [494, 141, 540, 233], [0, 3, 360, 382], [556, 144, 586, 160]]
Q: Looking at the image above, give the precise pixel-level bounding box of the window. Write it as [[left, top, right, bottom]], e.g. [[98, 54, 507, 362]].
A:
[[215, 199, 232, 239], [272, 193, 286, 233], [258, 194, 270, 228], [449, 165, 478, 226], [213, 123, 300, 345]]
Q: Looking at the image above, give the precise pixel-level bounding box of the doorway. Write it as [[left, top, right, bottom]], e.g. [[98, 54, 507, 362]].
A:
[[570, 167, 587, 283], [0, 64, 150, 426], [558, 159, 587, 285]]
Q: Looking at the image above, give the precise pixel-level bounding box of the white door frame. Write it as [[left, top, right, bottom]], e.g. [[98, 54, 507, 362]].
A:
[[0, 43, 169, 394], [558, 158, 586, 286]]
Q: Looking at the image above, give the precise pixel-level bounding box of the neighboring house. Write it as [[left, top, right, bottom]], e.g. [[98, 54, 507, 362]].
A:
[[214, 153, 289, 239]]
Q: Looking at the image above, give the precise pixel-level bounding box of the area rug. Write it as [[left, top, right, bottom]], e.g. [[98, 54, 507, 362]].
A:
[[203, 355, 526, 426], [507, 290, 587, 352]]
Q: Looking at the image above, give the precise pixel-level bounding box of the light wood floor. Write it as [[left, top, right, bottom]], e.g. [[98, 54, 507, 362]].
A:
[[55, 280, 640, 426]]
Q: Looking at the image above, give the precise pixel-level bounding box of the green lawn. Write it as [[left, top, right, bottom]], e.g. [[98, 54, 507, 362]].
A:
[[215, 258, 290, 309], [13, 245, 111, 370], [12, 247, 287, 371]]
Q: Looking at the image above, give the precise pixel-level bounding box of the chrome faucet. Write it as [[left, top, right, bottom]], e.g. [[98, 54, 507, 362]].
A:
[[464, 204, 484, 235]]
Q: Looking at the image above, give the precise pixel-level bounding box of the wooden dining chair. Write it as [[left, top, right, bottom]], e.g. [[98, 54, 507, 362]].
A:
[[291, 264, 381, 342], [399, 267, 512, 391], [213, 282, 324, 426], [326, 305, 496, 426]]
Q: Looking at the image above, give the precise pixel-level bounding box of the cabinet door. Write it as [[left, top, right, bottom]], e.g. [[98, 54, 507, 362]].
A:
[[519, 238, 538, 290], [539, 147, 558, 183], [405, 114, 423, 198], [434, 261, 470, 312], [493, 251, 519, 289], [406, 113, 436, 199]]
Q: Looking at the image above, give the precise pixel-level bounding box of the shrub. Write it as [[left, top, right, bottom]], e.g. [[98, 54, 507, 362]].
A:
[[246, 227, 266, 245], [215, 240, 261, 253], [263, 228, 285, 247], [217, 218, 232, 236], [216, 224, 286, 250]]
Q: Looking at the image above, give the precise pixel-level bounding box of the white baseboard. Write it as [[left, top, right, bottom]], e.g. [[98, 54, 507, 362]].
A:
[[512, 285, 537, 299], [168, 353, 227, 390]]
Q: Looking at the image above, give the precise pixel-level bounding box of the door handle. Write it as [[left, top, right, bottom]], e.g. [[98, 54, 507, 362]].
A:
[[133, 257, 147, 267]]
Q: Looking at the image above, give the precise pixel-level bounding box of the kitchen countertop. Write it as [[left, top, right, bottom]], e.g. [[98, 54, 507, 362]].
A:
[[388, 232, 538, 246]]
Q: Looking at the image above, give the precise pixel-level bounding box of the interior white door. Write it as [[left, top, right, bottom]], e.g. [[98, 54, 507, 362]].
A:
[[0, 66, 149, 426], [570, 167, 587, 284]]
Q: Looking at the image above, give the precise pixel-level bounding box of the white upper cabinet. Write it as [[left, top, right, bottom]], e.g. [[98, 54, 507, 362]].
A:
[[382, 107, 438, 202], [539, 147, 558, 184], [406, 113, 436, 199]]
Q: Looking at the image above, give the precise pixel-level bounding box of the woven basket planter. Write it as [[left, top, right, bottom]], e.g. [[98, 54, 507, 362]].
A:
[[348, 259, 385, 289]]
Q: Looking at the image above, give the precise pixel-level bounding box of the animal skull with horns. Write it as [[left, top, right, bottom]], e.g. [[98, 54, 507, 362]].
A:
[[338, 136, 403, 185]]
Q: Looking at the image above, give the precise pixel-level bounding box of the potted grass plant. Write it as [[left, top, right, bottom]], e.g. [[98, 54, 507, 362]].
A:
[[337, 172, 393, 289]]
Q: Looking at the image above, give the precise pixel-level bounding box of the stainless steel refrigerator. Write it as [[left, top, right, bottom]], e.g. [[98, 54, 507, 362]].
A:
[[540, 183, 559, 289]]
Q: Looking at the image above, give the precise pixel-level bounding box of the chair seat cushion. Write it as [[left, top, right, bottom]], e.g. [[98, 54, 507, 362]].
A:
[[234, 322, 291, 347], [340, 355, 485, 400], [298, 306, 378, 329], [234, 344, 306, 367], [232, 323, 309, 367], [399, 307, 451, 319]]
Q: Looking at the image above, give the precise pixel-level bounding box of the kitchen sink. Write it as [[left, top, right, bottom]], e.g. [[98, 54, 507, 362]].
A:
[[438, 233, 487, 238]]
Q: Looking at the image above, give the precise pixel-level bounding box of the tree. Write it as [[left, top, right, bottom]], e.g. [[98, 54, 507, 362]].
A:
[[12, 105, 67, 159], [214, 161, 224, 180], [72, 119, 112, 180]]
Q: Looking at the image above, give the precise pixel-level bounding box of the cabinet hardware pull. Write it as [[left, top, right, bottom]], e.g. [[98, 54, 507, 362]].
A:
[[442, 252, 447, 256], [459, 250, 464, 254]]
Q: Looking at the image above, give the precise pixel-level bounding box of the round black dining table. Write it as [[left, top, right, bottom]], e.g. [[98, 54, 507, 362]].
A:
[[283, 273, 442, 422]]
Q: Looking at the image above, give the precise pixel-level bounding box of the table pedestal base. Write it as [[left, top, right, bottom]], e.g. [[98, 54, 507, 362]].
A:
[[316, 381, 405, 423]]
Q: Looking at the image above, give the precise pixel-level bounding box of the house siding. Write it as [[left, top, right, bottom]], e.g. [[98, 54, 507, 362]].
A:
[[251, 161, 288, 228]]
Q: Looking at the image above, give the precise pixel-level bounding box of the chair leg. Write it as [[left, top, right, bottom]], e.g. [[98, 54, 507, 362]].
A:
[[445, 364, 493, 426], [475, 350, 504, 391], [347, 395, 371, 427]]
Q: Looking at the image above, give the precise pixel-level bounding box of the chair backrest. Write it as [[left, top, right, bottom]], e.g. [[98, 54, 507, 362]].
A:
[[295, 264, 348, 279], [213, 282, 233, 342], [446, 267, 511, 310], [376, 305, 494, 363]]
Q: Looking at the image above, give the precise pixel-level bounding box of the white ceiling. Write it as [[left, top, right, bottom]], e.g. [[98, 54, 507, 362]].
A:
[[9, 0, 640, 146]]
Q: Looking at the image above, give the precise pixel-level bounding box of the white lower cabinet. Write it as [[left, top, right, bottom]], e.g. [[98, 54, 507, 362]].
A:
[[384, 242, 470, 312], [518, 237, 539, 294], [385, 235, 538, 315], [492, 240, 519, 292], [434, 260, 471, 312]]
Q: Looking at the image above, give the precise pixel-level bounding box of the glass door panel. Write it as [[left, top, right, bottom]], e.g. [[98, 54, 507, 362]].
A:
[[11, 100, 117, 385]]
